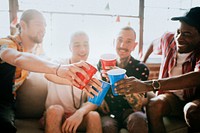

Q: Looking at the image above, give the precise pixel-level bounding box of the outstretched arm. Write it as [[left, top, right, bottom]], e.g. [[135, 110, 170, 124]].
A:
[[115, 71, 200, 95], [1, 48, 90, 87]]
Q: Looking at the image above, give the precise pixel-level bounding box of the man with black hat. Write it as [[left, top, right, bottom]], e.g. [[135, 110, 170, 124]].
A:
[[115, 7, 200, 133]]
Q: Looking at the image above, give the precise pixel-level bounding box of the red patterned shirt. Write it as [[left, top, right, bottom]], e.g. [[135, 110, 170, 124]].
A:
[[156, 32, 200, 101]]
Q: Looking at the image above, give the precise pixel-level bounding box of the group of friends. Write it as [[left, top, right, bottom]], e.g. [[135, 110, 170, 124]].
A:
[[0, 6, 200, 133]]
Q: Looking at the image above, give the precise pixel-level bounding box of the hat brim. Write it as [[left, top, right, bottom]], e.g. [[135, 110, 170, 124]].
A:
[[171, 16, 197, 27]]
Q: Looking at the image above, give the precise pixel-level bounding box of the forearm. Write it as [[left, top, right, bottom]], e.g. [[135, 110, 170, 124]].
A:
[[2, 49, 58, 74], [16, 53, 58, 74], [158, 71, 200, 91], [45, 74, 71, 85], [142, 44, 153, 63], [77, 102, 98, 116], [145, 71, 200, 92]]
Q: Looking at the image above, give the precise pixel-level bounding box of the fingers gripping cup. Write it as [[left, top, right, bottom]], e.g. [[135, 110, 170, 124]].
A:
[[75, 62, 97, 90], [100, 53, 117, 70], [107, 68, 126, 96], [88, 80, 110, 106]]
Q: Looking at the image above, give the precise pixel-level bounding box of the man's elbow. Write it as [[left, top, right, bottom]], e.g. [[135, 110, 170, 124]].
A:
[[13, 53, 24, 67]]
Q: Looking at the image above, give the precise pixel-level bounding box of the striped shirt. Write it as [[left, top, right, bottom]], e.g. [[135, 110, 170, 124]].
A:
[[156, 32, 200, 101]]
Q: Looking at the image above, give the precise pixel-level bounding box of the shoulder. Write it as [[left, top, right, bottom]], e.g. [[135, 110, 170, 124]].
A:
[[132, 57, 149, 73], [0, 37, 13, 45], [136, 62, 149, 73], [0, 35, 23, 50], [162, 32, 175, 39], [131, 57, 149, 69], [193, 48, 200, 63], [0, 37, 17, 49], [161, 32, 175, 44]]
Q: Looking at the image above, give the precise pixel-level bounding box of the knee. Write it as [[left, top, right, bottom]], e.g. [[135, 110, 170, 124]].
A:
[[147, 98, 164, 116], [46, 105, 64, 117], [127, 112, 148, 133], [184, 102, 200, 130], [86, 111, 101, 122], [101, 116, 118, 133], [102, 116, 117, 128]]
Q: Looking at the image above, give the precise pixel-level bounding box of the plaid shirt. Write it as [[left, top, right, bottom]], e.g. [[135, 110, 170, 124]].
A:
[[156, 32, 200, 101]]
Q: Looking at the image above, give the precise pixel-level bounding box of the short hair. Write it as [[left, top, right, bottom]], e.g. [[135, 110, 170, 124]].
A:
[[20, 9, 44, 24], [120, 26, 136, 39], [69, 31, 89, 45]]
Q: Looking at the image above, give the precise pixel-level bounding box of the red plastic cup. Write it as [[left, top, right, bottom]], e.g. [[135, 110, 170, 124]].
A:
[[75, 62, 97, 90], [100, 53, 117, 70]]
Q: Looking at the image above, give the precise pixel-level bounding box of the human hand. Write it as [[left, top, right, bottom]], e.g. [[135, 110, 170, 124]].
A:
[[62, 110, 83, 133], [83, 78, 102, 98], [98, 100, 110, 114], [56, 61, 90, 87], [101, 66, 118, 81], [115, 76, 149, 95], [101, 69, 109, 81]]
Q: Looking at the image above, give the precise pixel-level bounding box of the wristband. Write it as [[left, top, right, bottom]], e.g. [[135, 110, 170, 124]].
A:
[[56, 64, 61, 76]]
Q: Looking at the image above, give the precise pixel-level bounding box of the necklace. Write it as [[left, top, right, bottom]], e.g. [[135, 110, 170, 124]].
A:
[[69, 59, 83, 109], [71, 86, 83, 109]]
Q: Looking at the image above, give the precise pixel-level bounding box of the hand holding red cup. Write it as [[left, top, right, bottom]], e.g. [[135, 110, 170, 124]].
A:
[[75, 62, 97, 90], [100, 53, 117, 70]]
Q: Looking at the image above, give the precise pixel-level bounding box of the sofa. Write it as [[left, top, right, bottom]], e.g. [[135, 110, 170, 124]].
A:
[[15, 72, 47, 133], [14, 72, 188, 133]]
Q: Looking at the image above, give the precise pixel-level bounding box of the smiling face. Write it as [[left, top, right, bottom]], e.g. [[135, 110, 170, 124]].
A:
[[175, 21, 200, 53], [115, 28, 137, 59], [70, 32, 89, 62]]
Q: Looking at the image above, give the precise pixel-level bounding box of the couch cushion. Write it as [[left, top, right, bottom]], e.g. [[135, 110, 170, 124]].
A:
[[15, 119, 44, 133], [164, 116, 188, 133], [119, 116, 188, 133], [15, 72, 48, 119]]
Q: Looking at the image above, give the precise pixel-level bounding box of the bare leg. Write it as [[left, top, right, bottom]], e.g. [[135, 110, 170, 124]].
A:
[[184, 99, 200, 132], [101, 116, 118, 133], [78, 111, 102, 133], [45, 105, 64, 133], [127, 111, 148, 133], [146, 94, 172, 133]]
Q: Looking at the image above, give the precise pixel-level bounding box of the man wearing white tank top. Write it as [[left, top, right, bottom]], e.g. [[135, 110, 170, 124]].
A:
[[41, 31, 102, 133]]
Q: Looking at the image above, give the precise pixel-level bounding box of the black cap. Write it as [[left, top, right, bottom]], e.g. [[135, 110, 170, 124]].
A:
[[171, 7, 200, 31]]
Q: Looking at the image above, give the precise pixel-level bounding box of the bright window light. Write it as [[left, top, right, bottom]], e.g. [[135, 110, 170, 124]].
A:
[[1, 0, 199, 63]]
